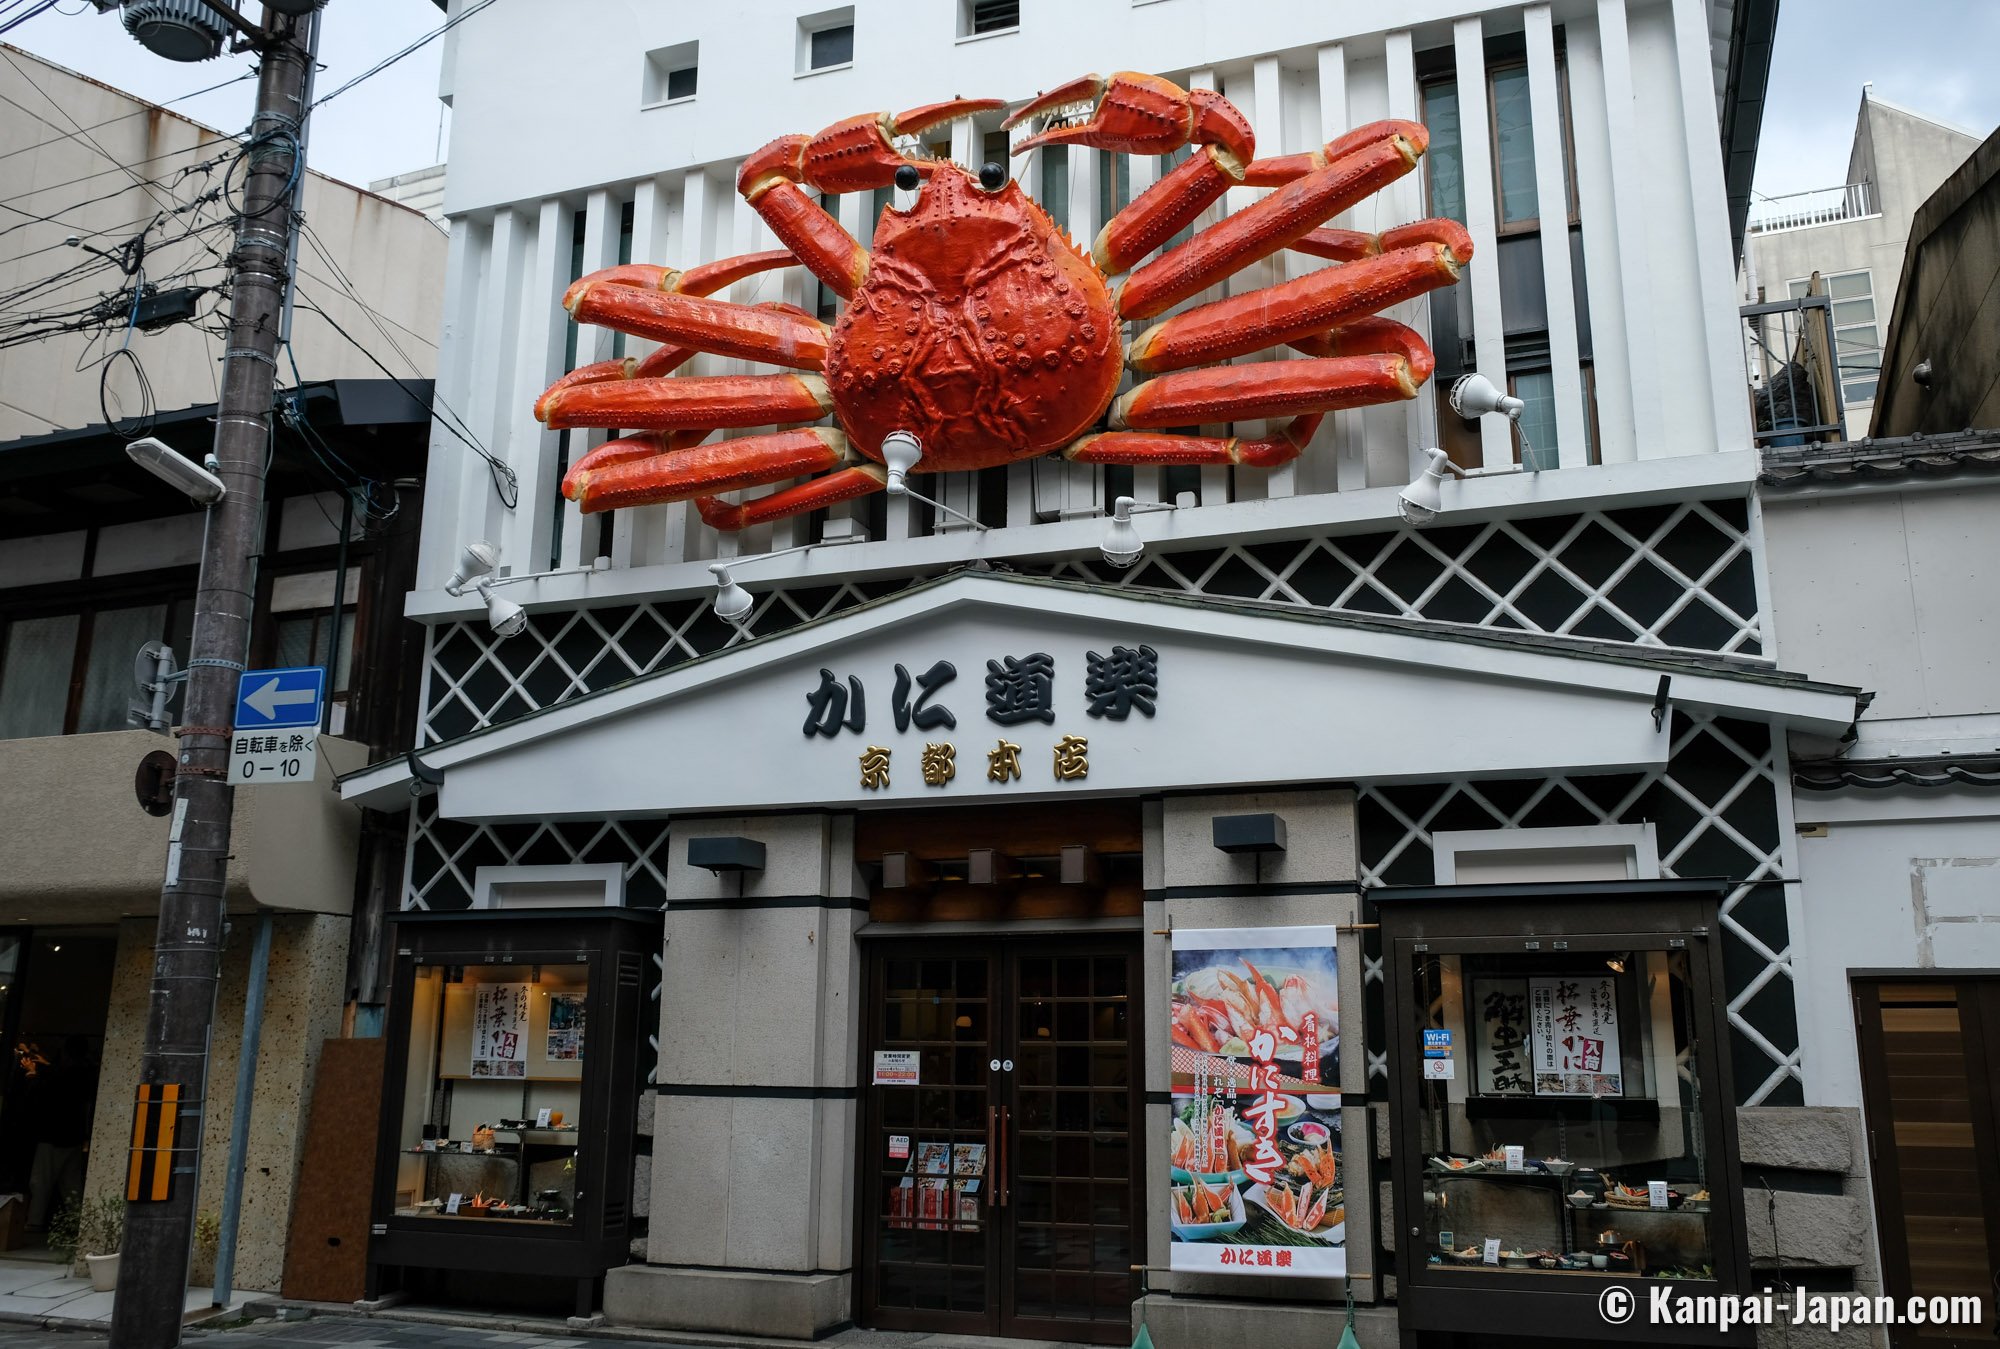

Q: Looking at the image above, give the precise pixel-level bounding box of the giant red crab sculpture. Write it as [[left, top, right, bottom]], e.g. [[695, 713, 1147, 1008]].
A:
[[534, 72, 1471, 530]]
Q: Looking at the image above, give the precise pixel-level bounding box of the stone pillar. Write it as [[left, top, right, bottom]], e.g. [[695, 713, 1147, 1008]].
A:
[[605, 812, 862, 1339], [1134, 789, 1385, 1344]]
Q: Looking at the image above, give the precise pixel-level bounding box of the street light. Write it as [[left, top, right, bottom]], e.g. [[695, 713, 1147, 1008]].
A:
[[443, 540, 611, 638], [124, 435, 225, 505]]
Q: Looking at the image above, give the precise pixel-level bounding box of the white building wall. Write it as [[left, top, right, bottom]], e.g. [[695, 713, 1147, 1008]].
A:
[[418, 0, 1752, 603], [0, 48, 446, 441]]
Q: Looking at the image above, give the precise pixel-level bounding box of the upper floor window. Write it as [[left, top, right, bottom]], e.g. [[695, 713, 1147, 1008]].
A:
[[1788, 270, 1879, 406], [962, 0, 1018, 36], [0, 597, 194, 740], [799, 8, 855, 72], [642, 42, 698, 105]]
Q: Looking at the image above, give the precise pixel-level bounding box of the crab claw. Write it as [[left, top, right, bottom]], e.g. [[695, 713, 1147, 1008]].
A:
[[892, 96, 1007, 140], [1005, 72, 1253, 163], [745, 98, 1006, 200]]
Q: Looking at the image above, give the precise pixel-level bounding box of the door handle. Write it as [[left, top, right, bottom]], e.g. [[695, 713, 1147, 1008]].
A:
[[998, 1106, 1010, 1207], [987, 1106, 998, 1209]]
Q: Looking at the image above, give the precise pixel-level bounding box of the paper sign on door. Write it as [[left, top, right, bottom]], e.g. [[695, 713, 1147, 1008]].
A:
[[873, 1050, 920, 1086]]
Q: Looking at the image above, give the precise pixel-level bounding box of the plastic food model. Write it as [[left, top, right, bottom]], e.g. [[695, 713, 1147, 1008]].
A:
[[536, 72, 1471, 529]]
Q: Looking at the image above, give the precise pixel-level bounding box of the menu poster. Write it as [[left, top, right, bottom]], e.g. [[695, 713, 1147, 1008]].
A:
[[471, 982, 529, 1078], [1530, 976, 1623, 1097], [1168, 925, 1343, 1279], [1470, 978, 1532, 1097], [914, 1142, 951, 1176], [546, 991, 586, 1061]]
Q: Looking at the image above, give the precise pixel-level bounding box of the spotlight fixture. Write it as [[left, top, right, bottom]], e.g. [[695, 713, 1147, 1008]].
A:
[[705, 534, 865, 626], [445, 541, 501, 596], [1100, 495, 1182, 569], [1449, 373, 1525, 422], [873, 430, 989, 531], [1396, 448, 1468, 527], [124, 436, 225, 505], [475, 579, 529, 639]]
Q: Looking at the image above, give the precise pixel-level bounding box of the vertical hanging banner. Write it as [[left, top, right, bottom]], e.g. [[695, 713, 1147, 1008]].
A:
[[1168, 926, 1343, 1276], [471, 982, 529, 1078]]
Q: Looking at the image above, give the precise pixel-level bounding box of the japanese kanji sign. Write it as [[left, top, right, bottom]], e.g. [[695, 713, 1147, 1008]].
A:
[[471, 982, 529, 1078], [1472, 978, 1532, 1096], [1168, 925, 1343, 1278], [1529, 975, 1623, 1096]]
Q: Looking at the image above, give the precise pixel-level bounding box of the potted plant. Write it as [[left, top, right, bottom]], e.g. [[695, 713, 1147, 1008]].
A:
[[76, 1196, 123, 1291]]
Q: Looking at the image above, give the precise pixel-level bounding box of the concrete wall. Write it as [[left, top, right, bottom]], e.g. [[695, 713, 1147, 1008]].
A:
[[0, 730, 369, 923], [0, 48, 444, 440], [1762, 485, 2000, 725], [80, 912, 349, 1292], [606, 812, 861, 1338]]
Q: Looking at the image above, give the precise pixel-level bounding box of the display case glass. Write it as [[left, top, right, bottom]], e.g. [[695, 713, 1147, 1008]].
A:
[[392, 961, 590, 1225], [1380, 881, 1752, 1346], [369, 908, 658, 1318]]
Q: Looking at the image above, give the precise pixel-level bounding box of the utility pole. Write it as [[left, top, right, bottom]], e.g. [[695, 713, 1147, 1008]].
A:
[[112, 13, 311, 1345]]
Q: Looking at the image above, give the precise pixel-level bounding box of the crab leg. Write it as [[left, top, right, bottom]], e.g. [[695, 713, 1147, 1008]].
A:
[[1004, 73, 1256, 276], [1110, 356, 1418, 430], [1126, 227, 1469, 374], [1064, 415, 1324, 470], [739, 98, 1005, 301], [565, 427, 852, 514], [537, 373, 833, 432], [564, 286, 829, 370], [1116, 121, 1430, 321], [559, 429, 712, 498], [694, 464, 888, 532]]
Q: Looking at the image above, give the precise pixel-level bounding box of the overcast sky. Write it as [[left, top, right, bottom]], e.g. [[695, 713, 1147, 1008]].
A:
[[8, 0, 1995, 200]]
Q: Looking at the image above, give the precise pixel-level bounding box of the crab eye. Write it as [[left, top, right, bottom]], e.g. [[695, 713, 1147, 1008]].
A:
[[979, 162, 1008, 191], [894, 164, 920, 191]]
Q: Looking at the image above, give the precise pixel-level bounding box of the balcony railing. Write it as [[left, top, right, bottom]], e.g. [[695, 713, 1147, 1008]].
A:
[[1745, 181, 1877, 235], [1741, 295, 1845, 446]]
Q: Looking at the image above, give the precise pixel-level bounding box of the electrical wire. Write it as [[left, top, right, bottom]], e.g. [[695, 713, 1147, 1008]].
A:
[[306, 0, 500, 112], [0, 0, 59, 35]]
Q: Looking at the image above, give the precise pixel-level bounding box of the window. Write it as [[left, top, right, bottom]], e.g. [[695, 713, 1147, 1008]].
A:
[[0, 598, 195, 741], [1489, 67, 1537, 226], [1788, 270, 1879, 405], [270, 567, 360, 734], [961, 0, 1018, 36], [641, 41, 697, 105], [798, 8, 855, 73]]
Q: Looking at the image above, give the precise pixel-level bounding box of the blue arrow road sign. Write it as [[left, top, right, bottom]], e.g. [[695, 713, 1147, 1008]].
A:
[[234, 666, 325, 730]]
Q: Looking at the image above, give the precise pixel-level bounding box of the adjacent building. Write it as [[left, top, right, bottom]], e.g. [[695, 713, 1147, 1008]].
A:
[[0, 46, 444, 1293]]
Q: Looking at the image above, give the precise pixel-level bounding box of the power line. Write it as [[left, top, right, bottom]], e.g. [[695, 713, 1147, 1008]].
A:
[[0, 68, 254, 171], [306, 0, 499, 111], [0, 48, 184, 220]]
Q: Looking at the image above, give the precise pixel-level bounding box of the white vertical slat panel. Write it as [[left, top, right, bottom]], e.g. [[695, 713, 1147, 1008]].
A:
[[1671, 0, 1754, 453], [1185, 67, 1230, 508], [459, 212, 522, 570], [613, 174, 678, 569], [559, 189, 619, 569], [1249, 54, 1293, 501], [1567, 16, 1635, 464], [1524, 5, 1588, 468], [418, 217, 478, 591], [835, 187, 887, 539], [1383, 29, 1434, 481], [507, 199, 569, 574], [727, 190, 777, 555], [1453, 17, 1511, 471], [1595, 0, 1665, 460], [1319, 42, 1368, 495], [1062, 144, 1103, 520], [941, 117, 982, 534], [672, 169, 715, 560], [1123, 149, 1161, 506]]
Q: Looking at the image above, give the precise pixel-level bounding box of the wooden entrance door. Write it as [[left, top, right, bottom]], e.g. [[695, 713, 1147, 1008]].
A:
[[1853, 978, 2000, 1346], [858, 940, 1141, 1344]]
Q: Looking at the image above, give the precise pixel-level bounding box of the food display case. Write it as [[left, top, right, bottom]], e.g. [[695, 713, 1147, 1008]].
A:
[[1379, 880, 1752, 1345], [368, 908, 660, 1317]]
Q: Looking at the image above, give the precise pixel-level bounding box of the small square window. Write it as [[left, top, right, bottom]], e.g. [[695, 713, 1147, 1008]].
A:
[[811, 23, 853, 68], [642, 41, 698, 105], [962, 0, 1018, 36], [798, 7, 855, 73]]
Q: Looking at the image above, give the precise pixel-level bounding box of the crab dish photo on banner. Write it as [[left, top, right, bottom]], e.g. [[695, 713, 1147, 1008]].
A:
[[1168, 927, 1343, 1276]]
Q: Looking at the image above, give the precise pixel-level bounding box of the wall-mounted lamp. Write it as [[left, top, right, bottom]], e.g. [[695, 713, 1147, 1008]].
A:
[[706, 533, 863, 626], [687, 836, 767, 874], [1397, 448, 1467, 527], [445, 540, 611, 638], [1212, 813, 1289, 855], [1449, 373, 1525, 422], [878, 430, 989, 532], [1101, 494, 1187, 570]]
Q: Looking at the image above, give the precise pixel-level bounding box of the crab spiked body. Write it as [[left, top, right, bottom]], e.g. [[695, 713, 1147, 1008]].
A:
[[535, 75, 1472, 530]]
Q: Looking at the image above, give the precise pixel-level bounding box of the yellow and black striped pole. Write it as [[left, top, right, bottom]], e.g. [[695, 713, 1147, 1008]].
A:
[[125, 1083, 184, 1204]]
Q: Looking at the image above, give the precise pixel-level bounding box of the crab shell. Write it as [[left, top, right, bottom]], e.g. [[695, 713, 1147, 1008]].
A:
[[824, 164, 1123, 472]]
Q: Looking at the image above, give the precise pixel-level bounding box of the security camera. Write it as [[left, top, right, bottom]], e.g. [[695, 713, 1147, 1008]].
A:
[[124, 436, 225, 505]]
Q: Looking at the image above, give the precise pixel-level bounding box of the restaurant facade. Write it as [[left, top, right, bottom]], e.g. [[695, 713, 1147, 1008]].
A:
[[333, 0, 1964, 1344]]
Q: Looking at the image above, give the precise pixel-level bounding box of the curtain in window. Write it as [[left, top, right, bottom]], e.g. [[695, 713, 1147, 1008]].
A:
[[0, 614, 80, 740], [1491, 68, 1538, 224], [76, 604, 166, 734]]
